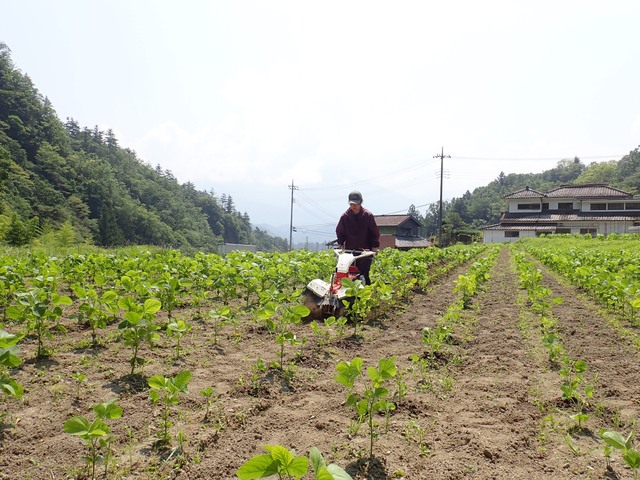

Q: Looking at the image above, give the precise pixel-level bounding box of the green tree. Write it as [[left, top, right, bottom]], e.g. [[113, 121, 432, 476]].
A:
[[4, 213, 30, 246]]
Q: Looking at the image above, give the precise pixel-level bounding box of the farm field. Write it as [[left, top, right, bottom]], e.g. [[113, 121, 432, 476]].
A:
[[1, 238, 640, 479]]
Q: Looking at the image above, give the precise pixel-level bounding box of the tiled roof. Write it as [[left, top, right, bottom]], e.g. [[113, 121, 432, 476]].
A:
[[395, 236, 433, 248], [503, 183, 632, 200], [500, 212, 640, 222], [503, 187, 545, 199], [379, 234, 432, 248], [374, 214, 422, 227], [482, 224, 556, 231], [546, 184, 631, 198]]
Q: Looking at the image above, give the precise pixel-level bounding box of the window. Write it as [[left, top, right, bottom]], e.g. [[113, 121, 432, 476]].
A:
[[517, 203, 539, 210], [558, 202, 573, 210], [542, 203, 549, 210], [505, 231, 519, 238], [590, 203, 606, 211], [608, 203, 625, 210], [580, 228, 597, 235], [555, 228, 571, 234], [625, 203, 640, 210]]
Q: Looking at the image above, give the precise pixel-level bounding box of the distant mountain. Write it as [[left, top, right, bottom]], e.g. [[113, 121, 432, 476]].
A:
[[0, 42, 287, 251]]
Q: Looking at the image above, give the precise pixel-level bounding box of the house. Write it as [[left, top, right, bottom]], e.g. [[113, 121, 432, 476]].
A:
[[482, 184, 640, 243], [374, 214, 433, 249]]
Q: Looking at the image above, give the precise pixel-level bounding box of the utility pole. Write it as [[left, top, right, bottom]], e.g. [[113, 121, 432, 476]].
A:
[[288, 180, 298, 251], [433, 147, 450, 247]]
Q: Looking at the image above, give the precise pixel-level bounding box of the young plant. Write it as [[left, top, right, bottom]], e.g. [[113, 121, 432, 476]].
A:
[[72, 372, 87, 400], [541, 332, 564, 362], [153, 272, 192, 319], [257, 299, 310, 370], [334, 356, 397, 460], [340, 279, 376, 336], [64, 399, 123, 480], [236, 445, 352, 480], [148, 370, 192, 445], [200, 386, 217, 421], [453, 273, 477, 309], [166, 317, 192, 359], [71, 284, 111, 347], [7, 287, 72, 357], [1, 329, 24, 427], [559, 357, 594, 406], [570, 411, 589, 431], [600, 429, 640, 479], [207, 305, 231, 346], [118, 297, 162, 374], [422, 325, 451, 359]]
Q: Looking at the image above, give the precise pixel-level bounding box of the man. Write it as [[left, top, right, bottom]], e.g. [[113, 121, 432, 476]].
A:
[[335, 190, 380, 285]]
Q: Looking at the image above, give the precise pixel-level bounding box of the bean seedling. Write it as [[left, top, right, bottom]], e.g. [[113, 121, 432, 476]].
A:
[[148, 369, 192, 445], [334, 356, 397, 461], [64, 399, 122, 480]]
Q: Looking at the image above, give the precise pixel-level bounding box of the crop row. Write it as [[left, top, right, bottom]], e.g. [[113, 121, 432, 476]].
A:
[[519, 235, 640, 320]]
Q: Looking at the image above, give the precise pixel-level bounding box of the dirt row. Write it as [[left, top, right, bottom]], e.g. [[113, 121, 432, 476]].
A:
[[1, 246, 639, 479]]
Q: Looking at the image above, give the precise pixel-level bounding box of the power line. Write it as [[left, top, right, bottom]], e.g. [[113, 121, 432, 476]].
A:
[[453, 154, 622, 161], [301, 156, 438, 192]]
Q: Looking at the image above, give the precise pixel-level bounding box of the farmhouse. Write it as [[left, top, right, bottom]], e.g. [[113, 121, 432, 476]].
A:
[[374, 214, 433, 249], [482, 184, 640, 243]]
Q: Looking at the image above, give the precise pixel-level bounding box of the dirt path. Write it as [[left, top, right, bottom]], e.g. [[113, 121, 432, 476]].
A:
[[537, 263, 640, 425]]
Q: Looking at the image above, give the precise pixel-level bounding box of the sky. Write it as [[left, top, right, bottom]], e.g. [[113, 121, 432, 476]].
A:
[[3, 1, 640, 243]]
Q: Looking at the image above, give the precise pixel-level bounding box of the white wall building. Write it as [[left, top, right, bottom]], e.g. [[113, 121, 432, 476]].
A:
[[482, 184, 640, 243]]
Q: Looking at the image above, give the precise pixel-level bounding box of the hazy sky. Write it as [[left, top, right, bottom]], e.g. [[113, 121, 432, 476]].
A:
[[3, 1, 640, 241]]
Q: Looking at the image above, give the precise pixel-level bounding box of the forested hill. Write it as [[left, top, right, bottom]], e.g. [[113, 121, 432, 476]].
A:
[[0, 43, 287, 251], [417, 150, 640, 241]]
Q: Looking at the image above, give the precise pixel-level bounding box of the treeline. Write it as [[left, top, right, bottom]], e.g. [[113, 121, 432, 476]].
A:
[[0, 43, 287, 252], [413, 152, 640, 244]]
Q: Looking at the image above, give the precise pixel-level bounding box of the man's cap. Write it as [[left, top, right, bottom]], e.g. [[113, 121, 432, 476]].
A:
[[348, 190, 363, 205]]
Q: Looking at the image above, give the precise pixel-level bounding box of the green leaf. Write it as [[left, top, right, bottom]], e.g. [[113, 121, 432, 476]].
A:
[[0, 350, 22, 368], [316, 467, 336, 480], [173, 370, 192, 390], [574, 360, 587, 374], [148, 375, 167, 390], [309, 447, 326, 474], [326, 464, 354, 480], [0, 377, 24, 398], [266, 445, 294, 469], [5, 306, 23, 320], [378, 357, 397, 379], [93, 399, 122, 420], [287, 456, 309, 478], [356, 399, 368, 416], [600, 430, 628, 450], [123, 311, 142, 325], [0, 329, 24, 348], [64, 416, 91, 435], [623, 449, 640, 469], [71, 285, 87, 298], [292, 305, 311, 318], [53, 294, 73, 306], [235, 454, 278, 479], [335, 358, 362, 389], [143, 298, 162, 315]]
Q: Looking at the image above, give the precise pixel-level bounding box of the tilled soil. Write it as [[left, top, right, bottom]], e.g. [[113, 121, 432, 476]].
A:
[[1, 246, 639, 479]]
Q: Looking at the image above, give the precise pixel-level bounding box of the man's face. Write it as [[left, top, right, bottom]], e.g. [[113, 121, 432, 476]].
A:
[[349, 203, 362, 214]]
